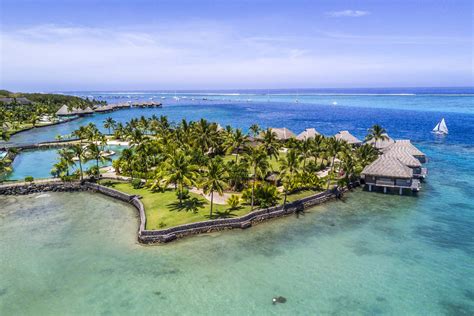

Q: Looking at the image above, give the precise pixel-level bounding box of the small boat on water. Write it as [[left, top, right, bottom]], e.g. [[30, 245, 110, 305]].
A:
[[432, 118, 448, 135]]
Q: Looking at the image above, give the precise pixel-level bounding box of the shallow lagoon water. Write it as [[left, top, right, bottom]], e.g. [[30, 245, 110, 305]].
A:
[[5, 145, 125, 180], [1, 141, 473, 315], [1, 89, 474, 314]]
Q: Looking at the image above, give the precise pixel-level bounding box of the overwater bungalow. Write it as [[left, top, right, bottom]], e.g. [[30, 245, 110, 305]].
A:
[[296, 128, 320, 141], [366, 133, 395, 150], [384, 140, 427, 163], [361, 155, 421, 194], [94, 104, 116, 113], [269, 127, 296, 140], [132, 101, 162, 108], [383, 147, 427, 179], [335, 130, 362, 146], [56, 104, 78, 117]]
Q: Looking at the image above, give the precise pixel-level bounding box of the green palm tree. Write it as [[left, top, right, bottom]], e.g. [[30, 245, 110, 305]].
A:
[[326, 137, 346, 190], [224, 128, 248, 162], [70, 144, 87, 181], [57, 148, 75, 177], [261, 128, 280, 160], [159, 151, 198, 206], [279, 149, 301, 206], [87, 143, 111, 176], [366, 124, 388, 149], [0, 157, 12, 181], [249, 124, 260, 137], [201, 157, 227, 218], [244, 146, 269, 210], [298, 138, 312, 169], [103, 117, 117, 135]]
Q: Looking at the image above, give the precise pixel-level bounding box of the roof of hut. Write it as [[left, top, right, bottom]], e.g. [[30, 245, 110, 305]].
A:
[[56, 104, 77, 116], [0, 97, 32, 105], [361, 155, 413, 179], [366, 133, 395, 149], [335, 130, 362, 145], [384, 140, 425, 157], [383, 147, 421, 168], [296, 128, 320, 140], [269, 127, 296, 140]]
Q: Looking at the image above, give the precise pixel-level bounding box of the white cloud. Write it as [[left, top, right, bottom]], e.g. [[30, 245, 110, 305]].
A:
[[326, 10, 370, 17], [0, 23, 471, 90]]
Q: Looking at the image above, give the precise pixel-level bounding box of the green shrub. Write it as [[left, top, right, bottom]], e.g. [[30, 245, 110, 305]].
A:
[[176, 188, 190, 200], [24, 176, 34, 182], [227, 194, 241, 210], [131, 178, 143, 189], [242, 183, 280, 208]]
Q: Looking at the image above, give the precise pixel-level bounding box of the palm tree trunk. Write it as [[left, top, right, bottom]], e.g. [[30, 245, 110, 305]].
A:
[[79, 159, 83, 181], [251, 165, 256, 210], [178, 182, 182, 206], [283, 189, 288, 209], [326, 155, 336, 190], [210, 190, 214, 218]]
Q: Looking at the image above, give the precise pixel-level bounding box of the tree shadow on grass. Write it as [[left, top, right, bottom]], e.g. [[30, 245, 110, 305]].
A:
[[206, 207, 242, 219], [167, 198, 205, 213]]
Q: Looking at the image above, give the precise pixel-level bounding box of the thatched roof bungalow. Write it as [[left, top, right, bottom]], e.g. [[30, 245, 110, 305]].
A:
[[0, 97, 32, 105], [269, 127, 296, 140], [383, 147, 427, 179], [56, 105, 93, 116], [56, 104, 78, 116], [361, 155, 421, 194], [335, 130, 362, 146], [95, 104, 116, 113], [366, 133, 395, 150], [384, 140, 426, 163], [296, 128, 320, 141]]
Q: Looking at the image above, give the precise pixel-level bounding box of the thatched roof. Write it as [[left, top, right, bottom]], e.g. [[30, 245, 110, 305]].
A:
[[384, 140, 425, 157], [56, 104, 77, 116], [383, 147, 421, 168], [366, 133, 395, 149], [362, 155, 413, 179], [296, 128, 320, 140], [0, 97, 32, 105], [335, 130, 362, 145], [269, 127, 295, 140], [95, 104, 115, 112]]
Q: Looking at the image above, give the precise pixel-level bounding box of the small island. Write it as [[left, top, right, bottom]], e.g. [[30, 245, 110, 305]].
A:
[[0, 112, 428, 243]]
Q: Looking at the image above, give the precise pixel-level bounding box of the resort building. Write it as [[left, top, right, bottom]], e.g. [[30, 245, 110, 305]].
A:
[[269, 127, 296, 140], [94, 104, 116, 113], [335, 130, 362, 146], [296, 128, 320, 140], [0, 97, 32, 105], [383, 147, 427, 179], [56, 105, 94, 117], [383, 140, 427, 163], [366, 133, 395, 150], [361, 155, 421, 194]]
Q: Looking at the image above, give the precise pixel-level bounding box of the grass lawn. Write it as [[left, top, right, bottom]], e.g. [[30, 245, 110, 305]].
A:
[[285, 189, 323, 202], [222, 152, 286, 171], [100, 180, 252, 230]]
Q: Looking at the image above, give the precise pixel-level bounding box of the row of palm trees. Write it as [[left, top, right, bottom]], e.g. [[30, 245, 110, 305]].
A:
[[51, 123, 111, 181], [105, 115, 380, 217], [0, 94, 98, 141]]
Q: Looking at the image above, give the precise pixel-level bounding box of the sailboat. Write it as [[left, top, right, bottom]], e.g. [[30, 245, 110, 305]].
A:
[[432, 118, 448, 135], [295, 90, 299, 103]]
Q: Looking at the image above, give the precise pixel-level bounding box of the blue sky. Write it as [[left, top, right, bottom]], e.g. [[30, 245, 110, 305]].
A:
[[0, 0, 472, 91]]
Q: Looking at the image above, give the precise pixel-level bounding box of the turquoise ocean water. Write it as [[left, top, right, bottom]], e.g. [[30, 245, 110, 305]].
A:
[[1, 88, 473, 314]]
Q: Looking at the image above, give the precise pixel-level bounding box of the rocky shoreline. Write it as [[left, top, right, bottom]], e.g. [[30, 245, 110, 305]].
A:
[[0, 180, 350, 244]]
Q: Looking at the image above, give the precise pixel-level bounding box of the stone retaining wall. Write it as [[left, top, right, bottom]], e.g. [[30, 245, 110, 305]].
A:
[[138, 190, 338, 243], [0, 180, 350, 244]]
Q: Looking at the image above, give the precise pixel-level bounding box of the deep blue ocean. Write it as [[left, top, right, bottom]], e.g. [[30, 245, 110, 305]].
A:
[[1, 88, 473, 314]]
